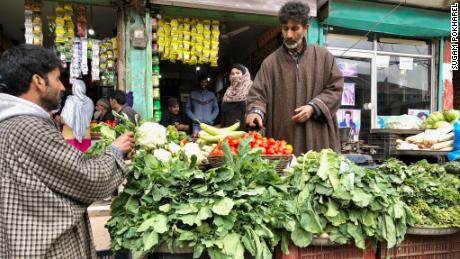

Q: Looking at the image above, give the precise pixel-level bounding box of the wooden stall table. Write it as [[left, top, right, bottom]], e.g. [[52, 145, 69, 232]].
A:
[[392, 150, 448, 164]]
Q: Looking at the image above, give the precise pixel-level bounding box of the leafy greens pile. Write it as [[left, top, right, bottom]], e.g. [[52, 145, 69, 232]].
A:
[[106, 138, 414, 259], [378, 159, 460, 227], [283, 150, 416, 250], [107, 138, 297, 259]]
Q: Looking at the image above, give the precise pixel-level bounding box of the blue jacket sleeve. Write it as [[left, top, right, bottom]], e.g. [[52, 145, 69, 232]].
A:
[[210, 94, 219, 123], [185, 95, 197, 123]]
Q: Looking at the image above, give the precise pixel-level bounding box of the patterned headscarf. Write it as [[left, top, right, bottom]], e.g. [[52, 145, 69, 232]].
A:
[[223, 64, 253, 103]]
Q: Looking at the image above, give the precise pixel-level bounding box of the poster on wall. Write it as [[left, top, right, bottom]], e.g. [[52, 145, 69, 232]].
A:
[[337, 61, 358, 77], [341, 82, 355, 106], [337, 109, 361, 141], [442, 41, 453, 110], [408, 109, 429, 120]]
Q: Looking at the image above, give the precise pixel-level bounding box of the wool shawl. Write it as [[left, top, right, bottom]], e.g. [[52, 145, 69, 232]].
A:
[[246, 44, 343, 155]]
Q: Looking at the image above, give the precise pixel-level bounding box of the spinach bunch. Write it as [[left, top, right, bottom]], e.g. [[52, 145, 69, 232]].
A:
[[378, 159, 460, 227], [284, 150, 416, 249]]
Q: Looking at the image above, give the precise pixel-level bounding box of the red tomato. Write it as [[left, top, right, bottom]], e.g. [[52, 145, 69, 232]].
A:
[[230, 139, 239, 147], [260, 147, 267, 155], [266, 148, 275, 155], [268, 138, 276, 145]]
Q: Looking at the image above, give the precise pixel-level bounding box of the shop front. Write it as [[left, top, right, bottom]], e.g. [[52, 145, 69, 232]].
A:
[[143, 0, 318, 124], [316, 0, 451, 141]]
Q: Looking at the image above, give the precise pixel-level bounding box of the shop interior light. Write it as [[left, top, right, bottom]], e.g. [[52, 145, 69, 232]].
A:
[[196, 66, 200, 71], [88, 6, 95, 36], [207, 77, 211, 81]]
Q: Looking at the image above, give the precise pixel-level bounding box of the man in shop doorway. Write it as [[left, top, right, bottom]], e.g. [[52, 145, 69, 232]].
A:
[[109, 89, 140, 125], [0, 44, 135, 258], [186, 75, 219, 137], [245, 1, 343, 155], [161, 97, 190, 132]]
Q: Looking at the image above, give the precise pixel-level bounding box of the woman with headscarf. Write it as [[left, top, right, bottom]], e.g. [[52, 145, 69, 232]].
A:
[[93, 98, 115, 123], [60, 80, 94, 152], [221, 64, 253, 130]]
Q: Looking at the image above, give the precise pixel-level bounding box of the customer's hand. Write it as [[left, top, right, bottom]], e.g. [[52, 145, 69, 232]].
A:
[[292, 105, 314, 123], [246, 113, 264, 129], [112, 132, 135, 154]]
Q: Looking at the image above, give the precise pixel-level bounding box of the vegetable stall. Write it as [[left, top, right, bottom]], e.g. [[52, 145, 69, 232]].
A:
[[87, 114, 460, 259]]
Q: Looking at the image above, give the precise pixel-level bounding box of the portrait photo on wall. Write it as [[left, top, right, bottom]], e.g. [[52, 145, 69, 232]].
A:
[[337, 109, 361, 141], [337, 61, 358, 78], [408, 109, 429, 121], [341, 82, 355, 106]]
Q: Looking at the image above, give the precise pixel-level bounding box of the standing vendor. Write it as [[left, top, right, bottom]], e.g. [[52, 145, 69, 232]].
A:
[[186, 75, 219, 136], [245, 1, 343, 155]]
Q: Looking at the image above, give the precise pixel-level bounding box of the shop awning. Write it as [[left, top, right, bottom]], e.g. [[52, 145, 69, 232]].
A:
[[150, 0, 317, 17], [321, 0, 450, 37]]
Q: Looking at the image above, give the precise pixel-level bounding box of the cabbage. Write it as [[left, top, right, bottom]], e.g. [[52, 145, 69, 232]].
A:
[[138, 122, 167, 149], [153, 148, 172, 163]]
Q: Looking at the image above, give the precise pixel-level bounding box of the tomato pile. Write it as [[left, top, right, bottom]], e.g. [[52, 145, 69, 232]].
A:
[[104, 120, 117, 128], [209, 131, 293, 156]]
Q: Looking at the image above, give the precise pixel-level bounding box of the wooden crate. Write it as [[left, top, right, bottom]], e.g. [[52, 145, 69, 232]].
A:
[[275, 241, 376, 259], [379, 232, 460, 259], [368, 129, 422, 162]]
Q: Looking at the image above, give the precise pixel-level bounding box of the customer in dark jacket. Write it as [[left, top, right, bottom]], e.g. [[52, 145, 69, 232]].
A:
[[221, 64, 253, 130], [160, 97, 189, 132], [109, 90, 139, 125]]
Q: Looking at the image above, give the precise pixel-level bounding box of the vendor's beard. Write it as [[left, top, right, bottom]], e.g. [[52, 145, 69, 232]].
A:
[[284, 37, 304, 50], [94, 110, 102, 120]]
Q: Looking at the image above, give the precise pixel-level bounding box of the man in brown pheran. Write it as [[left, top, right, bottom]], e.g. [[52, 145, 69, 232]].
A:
[[245, 1, 343, 155]]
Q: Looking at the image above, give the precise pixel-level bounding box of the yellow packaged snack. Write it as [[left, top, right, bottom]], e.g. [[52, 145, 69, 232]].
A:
[[195, 44, 203, 54], [212, 20, 220, 31], [55, 6, 64, 16], [203, 40, 211, 50], [210, 50, 219, 59], [203, 49, 210, 59], [203, 19, 211, 31], [203, 30, 211, 40], [183, 31, 190, 41], [171, 41, 179, 54], [196, 34, 203, 45], [211, 30, 220, 41], [196, 22, 204, 33], [183, 41, 191, 51], [211, 40, 219, 50]]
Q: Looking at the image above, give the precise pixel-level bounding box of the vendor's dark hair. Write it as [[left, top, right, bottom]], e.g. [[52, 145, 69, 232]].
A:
[[198, 75, 208, 82], [110, 90, 127, 105], [231, 63, 246, 75], [0, 44, 61, 96], [279, 1, 310, 25], [167, 97, 180, 108]]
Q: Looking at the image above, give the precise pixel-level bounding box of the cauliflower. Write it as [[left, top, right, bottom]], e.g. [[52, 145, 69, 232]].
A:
[[138, 122, 167, 149], [183, 142, 205, 164], [167, 142, 181, 155], [153, 148, 171, 163]]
